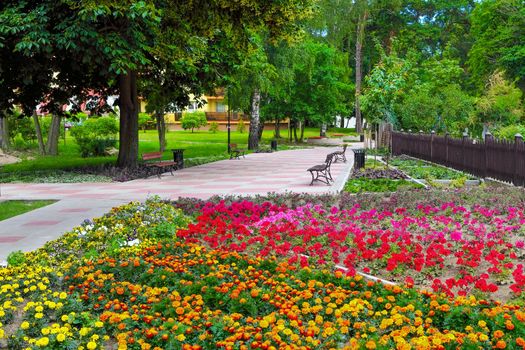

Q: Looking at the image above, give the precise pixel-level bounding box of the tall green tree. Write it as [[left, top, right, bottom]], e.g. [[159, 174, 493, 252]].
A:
[[469, 0, 525, 92], [1, 0, 314, 167]]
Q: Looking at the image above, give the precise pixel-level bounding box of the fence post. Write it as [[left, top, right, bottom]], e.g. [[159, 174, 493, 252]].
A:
[[419, 130, 424, 158], [514, 133, 523, 186], [484, 132, 493, 179], [445, 132, 450, 164], [430, 130, 435, 163], [462, 131, 468, 172]]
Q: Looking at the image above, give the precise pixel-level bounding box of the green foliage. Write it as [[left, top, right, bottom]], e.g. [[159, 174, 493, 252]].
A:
[[181, 112, 207, 133], [469, 0, 525, 91], [8, 111, 35, 142], [344, 178, 422, 193], [361, 46, 410, 126], [138, 113, 154, 132], [70, 117, 119, 157], [208, 122, 219, 134], [474, 71, 524, 130], [494, 124, 525, 140], [7, 250, 26, 267], [237, 119, 246, 133]]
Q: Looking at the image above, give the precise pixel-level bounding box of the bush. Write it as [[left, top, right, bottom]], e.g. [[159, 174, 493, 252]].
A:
[[181, 111, 207, 132], [495, 124, 525, 140], [70, 116, 119, 157], [8, 111, 36, 143], [138, 113, 155, 132], [209, 121, 219, 133], [237, 118, 246, 133]]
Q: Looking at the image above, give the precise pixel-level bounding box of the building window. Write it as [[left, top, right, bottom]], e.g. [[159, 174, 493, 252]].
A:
[[187, 101, 199, 112], [216, 102, 226, 112]]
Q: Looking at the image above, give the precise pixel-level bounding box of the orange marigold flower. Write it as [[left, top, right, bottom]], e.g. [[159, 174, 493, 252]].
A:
[[495, 340, 506, 349], [365, 340, 377, 349], [494, 330, 504, 339]]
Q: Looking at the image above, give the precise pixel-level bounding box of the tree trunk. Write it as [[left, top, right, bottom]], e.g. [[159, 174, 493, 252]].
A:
[[257, 121, 264, 141], [117, 71, 139, 168], [45, 114, 61, 156], [32, 113, 46, 155], [248, 88, 261, 150], [0, 113, 9, 150], [155, 110, 166, 153], [300, 121, 305, 142], [274, 119, 281, 138], [355, 7, 368, 134]]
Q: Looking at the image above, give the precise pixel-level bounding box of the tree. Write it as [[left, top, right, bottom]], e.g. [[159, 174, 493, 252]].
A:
[[473, 71, 524, 134], [360, 46, 410, 127], [469, 0, 525, 92], [181, 112, 207, 133], [1, 0, 315, 167], [227, 34, 276, 150]]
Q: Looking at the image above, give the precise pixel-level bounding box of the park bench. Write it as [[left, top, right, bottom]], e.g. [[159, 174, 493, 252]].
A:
[[229, 143, 246, 160], [142, 152, 177, 178], [307, 153, 335, 186], [333, 144, 348, 163]]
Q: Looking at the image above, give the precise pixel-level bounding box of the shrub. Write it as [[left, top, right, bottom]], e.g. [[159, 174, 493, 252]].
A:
[[138, 113, 155, 132], [181, 111, 207, 132], [8, 111, 36, 143], [237, 118, 246, 133], [70, 116, 119, 157], [495, 124, 525, 140], [209, 121, 219, 133], [7, 250, 26, 267]]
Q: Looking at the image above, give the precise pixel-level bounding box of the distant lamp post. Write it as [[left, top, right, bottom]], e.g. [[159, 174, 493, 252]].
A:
[[227, 88, 231, 154]]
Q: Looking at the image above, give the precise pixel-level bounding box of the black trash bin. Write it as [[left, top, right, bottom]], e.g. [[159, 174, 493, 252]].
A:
[[171, 149, 185, 169], [271, 140, 278, 151], [354, 149, 366, 169]]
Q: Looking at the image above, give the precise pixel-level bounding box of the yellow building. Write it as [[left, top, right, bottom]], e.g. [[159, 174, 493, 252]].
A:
[[140, 88, 287, 132]]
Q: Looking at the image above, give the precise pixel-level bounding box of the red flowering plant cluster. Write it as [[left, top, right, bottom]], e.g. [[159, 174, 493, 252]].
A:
[[177, 201, 525, 302]]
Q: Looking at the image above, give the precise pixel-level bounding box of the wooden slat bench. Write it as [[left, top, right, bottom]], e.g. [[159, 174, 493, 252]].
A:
[[307, 153, 335, 186], [333, 144, 348, 163], [142, 152, 177, 178], [229, 143, 246, 160]]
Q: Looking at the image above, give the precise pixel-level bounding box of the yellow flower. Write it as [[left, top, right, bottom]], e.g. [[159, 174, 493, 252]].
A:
[[176, 334, 186, 342], [57, 333, 66, 342], [20, 321, 30, 330], [41, 328, 50, 335], [260, 319, 269, 328], [94, 321, 103, 328], [36, 337, 49, 347], [35, 313, 44, 319], [59, 292, 67, 299], [87, 341, 97, 350]]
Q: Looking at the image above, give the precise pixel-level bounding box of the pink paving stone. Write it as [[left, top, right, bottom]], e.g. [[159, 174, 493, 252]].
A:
[[23, 220, 61, 226], [59, 208, 92, 213], [0, 236, 25, 243]]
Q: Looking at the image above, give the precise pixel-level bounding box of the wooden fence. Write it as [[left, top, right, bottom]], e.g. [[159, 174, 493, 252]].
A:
[[391, 131, 525, 186]]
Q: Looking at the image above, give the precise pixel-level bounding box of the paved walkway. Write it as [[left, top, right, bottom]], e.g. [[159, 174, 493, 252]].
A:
[[0, 146, 355, 260]]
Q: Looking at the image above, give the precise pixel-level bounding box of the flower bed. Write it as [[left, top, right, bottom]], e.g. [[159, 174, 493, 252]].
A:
[[1, 197, 525, 349], [178, 200, 525, 302], [390, 156, 477, 180]]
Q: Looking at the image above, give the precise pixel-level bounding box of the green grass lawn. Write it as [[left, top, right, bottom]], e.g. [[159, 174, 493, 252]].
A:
[[1, 127, 352, 175], [0, 200, 57, 221]]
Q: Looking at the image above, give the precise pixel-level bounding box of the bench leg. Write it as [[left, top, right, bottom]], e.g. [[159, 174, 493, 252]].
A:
[[309, 170, 331, 186]]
